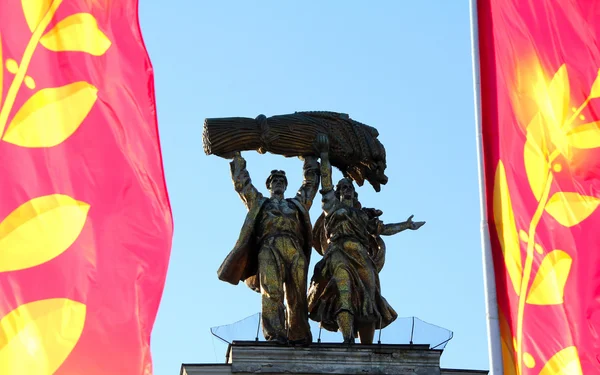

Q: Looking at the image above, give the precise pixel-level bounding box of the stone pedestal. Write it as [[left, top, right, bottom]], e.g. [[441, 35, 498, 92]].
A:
[[180, 341, 488, 375]]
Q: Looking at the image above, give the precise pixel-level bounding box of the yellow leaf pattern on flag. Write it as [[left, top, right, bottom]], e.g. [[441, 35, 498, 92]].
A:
[[2, 82, 97, 147], [524, 113, 550, 201], [493, 161, 522, 295], [508, 56, 599, 373], [566, 121, 600, 149], [536, 65, 571, 157], [589, 69, 600, 99], [545, 192, 600, 227], [0, 194, 90, 272], [519, 229, 529, 243], [538, 346, 583, 375], [0, 298, 86, 375], [5, 59, 18, 74], [22, 0, 53, 33], [526, 250, 572, 305], [41, 13, 111, 56], [546, 65, 570, 127], [523, 352, 536, 368]]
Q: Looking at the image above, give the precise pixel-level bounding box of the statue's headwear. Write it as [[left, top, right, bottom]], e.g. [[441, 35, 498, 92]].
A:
[[266, 170, 288, 190]]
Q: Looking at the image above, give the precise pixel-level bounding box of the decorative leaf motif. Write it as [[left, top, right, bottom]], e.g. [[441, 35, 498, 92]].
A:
[[519, 229, 529, 242], [41, 13, 111, 56], [22, 0, 53, 33], [546, 64, 570, 128], [590, 69, 600, 99], [0, 194, 90, 272], [538, 346, 583, 375], [535, 64, 570, 157], [526, 250, 572, 305], [566, 121, 600, 149], [498, 312, 517, 375], [5, 59, 18, 74], [0, 298, 86, 375], [524, 113, 550, 201], [523, 352, 536, 368], [2, 82, 97, 148], [545, 192, 600, 227], [493, 161, 522, 295]]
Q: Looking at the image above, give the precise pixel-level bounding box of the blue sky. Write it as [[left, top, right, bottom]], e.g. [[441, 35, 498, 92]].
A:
[[139, 1, 489, 373]]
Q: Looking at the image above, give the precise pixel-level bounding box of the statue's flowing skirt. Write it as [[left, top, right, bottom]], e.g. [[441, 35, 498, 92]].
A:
[[307, 240, 397, 333]]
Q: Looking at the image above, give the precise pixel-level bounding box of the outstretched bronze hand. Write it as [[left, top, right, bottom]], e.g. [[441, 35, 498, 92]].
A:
[[405, 215, 425, 230], [379, 214, 425, 236]]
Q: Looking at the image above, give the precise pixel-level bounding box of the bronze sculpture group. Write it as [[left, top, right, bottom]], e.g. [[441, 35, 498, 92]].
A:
[[204, 112, 425, 345]]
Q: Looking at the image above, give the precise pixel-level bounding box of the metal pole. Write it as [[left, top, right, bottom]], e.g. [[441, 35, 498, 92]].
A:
[[469, 0, 504, 374]]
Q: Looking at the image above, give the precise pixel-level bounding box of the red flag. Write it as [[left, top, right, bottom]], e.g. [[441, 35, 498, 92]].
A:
[[0, 0, 172, 374], [475, 0, 600, 374]]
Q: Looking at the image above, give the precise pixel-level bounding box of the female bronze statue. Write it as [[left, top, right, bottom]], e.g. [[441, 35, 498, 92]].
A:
[[308, 134, 425, 344]]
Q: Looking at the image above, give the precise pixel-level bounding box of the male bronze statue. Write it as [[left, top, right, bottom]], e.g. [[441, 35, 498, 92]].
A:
[[216, 146, 319, 345], [308, 134, 425, 344]]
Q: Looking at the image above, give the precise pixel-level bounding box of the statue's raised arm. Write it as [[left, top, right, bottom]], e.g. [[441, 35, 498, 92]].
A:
[[229, 152, 262, 211], [315, 134, 340, 215]]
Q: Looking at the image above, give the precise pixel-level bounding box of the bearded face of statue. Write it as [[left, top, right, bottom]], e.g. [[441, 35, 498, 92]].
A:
[[335, 178, 357, 207]]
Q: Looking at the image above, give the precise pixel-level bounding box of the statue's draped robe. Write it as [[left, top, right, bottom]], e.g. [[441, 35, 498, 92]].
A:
[[308, 190, 397, 333]]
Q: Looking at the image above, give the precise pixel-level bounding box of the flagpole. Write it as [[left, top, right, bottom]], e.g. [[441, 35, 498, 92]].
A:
[[469, 0, 504, 374]]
